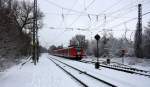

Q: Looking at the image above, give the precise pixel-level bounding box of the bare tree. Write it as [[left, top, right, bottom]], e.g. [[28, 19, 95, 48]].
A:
[[0, 0, 1, 8], [86, 32, 134, 57], [0, 0, 7, 8], [12, 0, 43, 33], [48, 45, 57, 53], [70, 34, 88, 49], [0, 0, 43, 33]]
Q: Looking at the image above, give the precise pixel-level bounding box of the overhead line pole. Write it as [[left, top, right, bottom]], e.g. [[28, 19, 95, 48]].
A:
[[134, 3, 143, 58], [32, 0, 39, 65], [35, 0, 39, 63]]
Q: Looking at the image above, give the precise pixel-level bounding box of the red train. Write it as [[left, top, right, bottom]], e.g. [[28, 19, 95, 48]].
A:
[[54, 47, 85, 60]]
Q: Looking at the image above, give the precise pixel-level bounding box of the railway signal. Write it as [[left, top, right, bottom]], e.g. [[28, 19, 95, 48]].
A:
[[95, 34, 100, 69]]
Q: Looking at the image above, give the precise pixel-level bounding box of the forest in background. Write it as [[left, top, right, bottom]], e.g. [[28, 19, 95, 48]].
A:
[[0, 0, 43, 71], [49, 21, 150, 58]]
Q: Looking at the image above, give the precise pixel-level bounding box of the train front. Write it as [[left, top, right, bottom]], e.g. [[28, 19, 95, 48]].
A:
[[75, 47, 85, 60]]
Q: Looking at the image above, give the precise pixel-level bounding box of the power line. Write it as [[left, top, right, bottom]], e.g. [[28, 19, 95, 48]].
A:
[[68, 0, 96, 27], [44, 0, 89, 14], [44, 0, 149, 17], [109, 11, 150, 29], [76, 0, 122, 32], [94, 7, 137, 29], [43, 0, 150, 46], [49, 26, 135, 31], [44, 0, 149, 25], [59, 0, 79, 27], [84, 0, 140, 31], [48, 12, 150, 32], [91, 1, 150, 31], [106, 0, 150, 17], [99, 0, 123, 14], [84, 0, 96, 10], [43, 12, 102, 16], [47, 0, 79, 46], [48, 0, 96, 45]]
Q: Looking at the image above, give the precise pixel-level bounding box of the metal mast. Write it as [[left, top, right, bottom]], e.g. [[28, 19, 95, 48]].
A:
[[134, 3, 143, 58], [138, 4, 142, 37], [32, 0, 39, 65]]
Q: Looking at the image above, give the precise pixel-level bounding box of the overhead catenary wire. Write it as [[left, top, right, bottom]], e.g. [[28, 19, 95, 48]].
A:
[[84, 0, 96, 10], [98, 0, 123, 14], [43, 0, 143, 16], [49, 10, 150, 32], [44, 0, 84, 14], [108, 11, 150, 29], [85, 1, 150, 31], [44, 0, 149, 27], [48, 10, 150, 31], [68, 0, 96, 27], [44, 0, 96, 15], [48, 10, 150, 32], [106, 0, 150, 19], [90, 1, 150, 31], [69, 0, 125, 31], [83, 0, 139, 31], [93, 6, 137, 29], [42, 0, 144, 16], [46, 0, 79, 46], [43, 0, 150, 46], [49, 26, 137, 31], [43, 5, 137, 27], [43, 0, 149, 19], [103, 0, 147, 16], [46, 0, 97, 46]]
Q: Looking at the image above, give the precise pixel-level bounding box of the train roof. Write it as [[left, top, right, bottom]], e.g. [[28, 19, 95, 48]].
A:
[[54, 47, 73, 51], [54, 46, 82, 51]]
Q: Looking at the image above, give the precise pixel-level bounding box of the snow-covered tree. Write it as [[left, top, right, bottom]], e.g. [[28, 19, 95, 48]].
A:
[[86, 33, 134, 57], [134, 23, 143, 58], [70, 34, 88, 50], [143, 21, 150, 58]]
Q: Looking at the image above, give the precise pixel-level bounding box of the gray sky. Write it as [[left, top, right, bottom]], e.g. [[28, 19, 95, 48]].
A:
[[36, 0, 150, 48]]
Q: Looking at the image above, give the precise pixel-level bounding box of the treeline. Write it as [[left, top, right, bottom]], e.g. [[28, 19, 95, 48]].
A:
[[86, 34, 134, 57], [0, 0, 43, 70], [88, 21, 150, 58], [49, 21, 150, 58], [142, 22, 150, 58]]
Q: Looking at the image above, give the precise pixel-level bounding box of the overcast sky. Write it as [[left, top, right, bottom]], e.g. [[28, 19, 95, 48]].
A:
[[35, 0, 150, 48]]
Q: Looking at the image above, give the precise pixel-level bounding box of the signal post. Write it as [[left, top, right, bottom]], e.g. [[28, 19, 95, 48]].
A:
[[95, 34, 100, 69]]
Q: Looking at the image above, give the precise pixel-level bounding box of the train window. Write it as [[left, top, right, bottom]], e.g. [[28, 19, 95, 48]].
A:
[[77, 48, 81, 52]]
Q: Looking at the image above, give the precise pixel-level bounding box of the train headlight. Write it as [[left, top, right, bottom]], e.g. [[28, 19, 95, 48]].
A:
[[77, 52, 81, 55]]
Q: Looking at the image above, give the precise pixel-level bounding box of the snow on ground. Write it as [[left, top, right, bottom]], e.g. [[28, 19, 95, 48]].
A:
[[0, 53, 79, 87], [50, 55, 150, 87], [53, 58, 111, 87], [83, 56, 150, 71], [1, 53, 150, 87], [111, 57, 150, 71]]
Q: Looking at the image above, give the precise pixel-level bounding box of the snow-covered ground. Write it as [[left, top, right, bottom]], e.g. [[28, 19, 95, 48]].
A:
[[111, 57, 150, 71], [0, 54, 79, 87], [0, 53, 150, 87], [51, 55, 150, 87], [83, 56, 150, 71]]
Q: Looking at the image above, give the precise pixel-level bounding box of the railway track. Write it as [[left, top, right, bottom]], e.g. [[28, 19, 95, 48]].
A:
[[50, 55, 150, 77], [79, 60, 150, 77], [49, 57, 117, 87]]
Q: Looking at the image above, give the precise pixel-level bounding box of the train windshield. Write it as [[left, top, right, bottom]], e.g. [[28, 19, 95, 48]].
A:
[[76, 47, 81, 52]]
